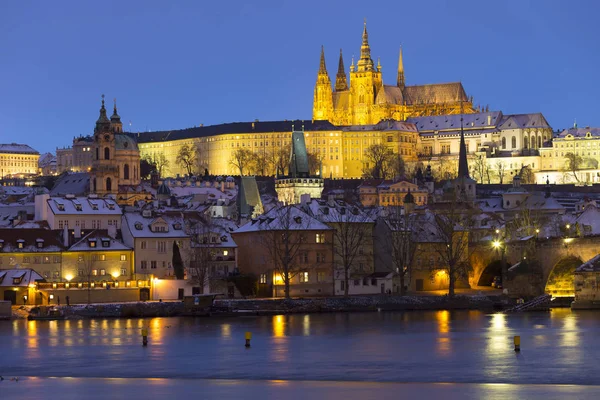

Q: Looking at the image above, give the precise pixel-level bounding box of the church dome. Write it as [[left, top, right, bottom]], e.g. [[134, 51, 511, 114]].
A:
[[114, 134, 139, 151]]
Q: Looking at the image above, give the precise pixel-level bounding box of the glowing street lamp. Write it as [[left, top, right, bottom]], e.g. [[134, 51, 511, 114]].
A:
[[492, 240, 502, 249]]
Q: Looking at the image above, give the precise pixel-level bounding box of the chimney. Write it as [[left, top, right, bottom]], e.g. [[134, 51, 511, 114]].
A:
[[63, 225, 69, 247], [300, 193, 311, 204], [74, 226, 82, 239], [108, 225, 117, 239]]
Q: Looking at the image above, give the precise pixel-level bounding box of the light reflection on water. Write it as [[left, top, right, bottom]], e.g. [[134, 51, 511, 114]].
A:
[[3, 310, 600, 385]]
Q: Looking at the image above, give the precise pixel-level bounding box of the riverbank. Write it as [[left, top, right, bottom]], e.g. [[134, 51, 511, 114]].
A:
[[9, 293, 513, 320]]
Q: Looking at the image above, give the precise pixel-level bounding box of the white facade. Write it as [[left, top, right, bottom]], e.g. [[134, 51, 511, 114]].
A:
[[34, 194, 122, 230]]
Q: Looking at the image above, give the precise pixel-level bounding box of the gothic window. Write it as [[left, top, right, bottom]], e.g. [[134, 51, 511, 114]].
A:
[[538, 136, 542, 149], [106, 177, 112, 192], [511, 136, 516, 149], [523, 137, 529, 149], [96, 147, 99, 160], [124, 164, 130, 180], [501, 137, 506, 149], [104, 147, 110, 160]]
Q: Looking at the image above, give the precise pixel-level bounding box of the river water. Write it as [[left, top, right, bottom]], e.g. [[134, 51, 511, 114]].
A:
[[1, 309, 600, 399]]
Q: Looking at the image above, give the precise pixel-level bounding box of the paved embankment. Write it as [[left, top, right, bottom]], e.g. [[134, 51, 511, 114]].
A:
[[10, 294, 510, 320]]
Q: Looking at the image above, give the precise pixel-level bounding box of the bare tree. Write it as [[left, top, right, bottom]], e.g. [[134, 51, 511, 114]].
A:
[[495, 160, 506, 184], [306, 150, 324, 176], [176, 144, 197, 176], [147, 152, 169, 178], [259, 206, 320, 298], [427, 202, 475, 297], [187, 222, 215, 294], [381, 206, 418, 295], [520, 165, 535, 184], [269, 145, 291, 176], [389, 154, 406, 180], [564, 152, 583, 183], [362, 143, 392, 179], [327, 204, 373, 296], [77, 254, 96, 304], [435, 157, 458, 181], [472, 155, 487, 184], [230, 148, 254, 176], [251, 150, 269, 176]]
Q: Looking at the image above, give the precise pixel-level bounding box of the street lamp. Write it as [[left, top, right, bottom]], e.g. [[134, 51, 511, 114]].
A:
[[492, 240, 501, 249]]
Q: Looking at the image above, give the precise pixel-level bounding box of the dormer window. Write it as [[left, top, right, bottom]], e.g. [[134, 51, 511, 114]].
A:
[[17, 239, 25, 249], [91, 203, 99, 210], [89, 239, 97, 248], [220, 236, 228, 242], [173, 223, 182, 230], [135, 222, 143, 230], [36, 239, 44, 248], [57, 203, 65, 211], [75, 204, 82, 211], [107, 203, 115, 210], [102, 239, 110, 248]]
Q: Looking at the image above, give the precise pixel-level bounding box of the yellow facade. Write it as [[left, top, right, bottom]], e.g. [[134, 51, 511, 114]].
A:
[[138, 122, 419, 179], [0, 145, 39, 178]]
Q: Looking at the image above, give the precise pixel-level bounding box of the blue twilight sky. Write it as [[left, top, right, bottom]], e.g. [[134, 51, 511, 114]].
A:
[[1, 0, 599, 154]]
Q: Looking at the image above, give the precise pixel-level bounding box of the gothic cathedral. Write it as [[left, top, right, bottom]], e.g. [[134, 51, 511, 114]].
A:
[[313, 22, 476, 125]]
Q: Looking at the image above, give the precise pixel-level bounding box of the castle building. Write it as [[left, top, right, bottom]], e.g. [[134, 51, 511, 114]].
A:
[[56, 136, 94, 173], [313, 22, 475, 125], [89, 96, 141, 195]]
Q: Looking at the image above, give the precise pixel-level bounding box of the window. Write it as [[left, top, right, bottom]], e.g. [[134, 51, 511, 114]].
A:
[[89, 240, 96, 248], [92, 269, 98, 276], [157, 241, 167, 253], [78, 269, 84, 277], [354, 279, 361, 286], [316, 252, 326, 263], [511, 136, 516, 149], [43, 256, 50, 264], [100, 269, 106, 276], [501, 137, 506, 149], [53, 256, 60, 263], [102, 240, 110, 248], [17, 241, 24, 249], [23, 256, 30, 263], [120, 268, 127, 276], [141, 261, 148, 269], [141, 241, 147, 250], [99, 254, 106, 261], [120, 254, 127, 261], [151, 261, 157, 269], [223, 250, 228, 256], [315, 233, 325, 243], [300, 252, 309, 263], [299, 271, 309, 283], [53, 271, 59, 278], [78, 255, 84, 262], [259, 273, 267, 284], [317, 271, 326, 282]]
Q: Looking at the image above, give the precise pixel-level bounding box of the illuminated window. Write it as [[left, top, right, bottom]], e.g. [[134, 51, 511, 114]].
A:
[[259, 273, 267, 284], [92, 269, 98, 276], [315, 233, 325, 243], [223, 250, 228, 256], [299, 271, 309, 283], [120, 268, 127, 276], [120, 254, 127, 261]]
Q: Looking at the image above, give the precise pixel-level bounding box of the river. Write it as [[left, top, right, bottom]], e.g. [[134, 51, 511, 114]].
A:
[[1, 309, 600, 399]]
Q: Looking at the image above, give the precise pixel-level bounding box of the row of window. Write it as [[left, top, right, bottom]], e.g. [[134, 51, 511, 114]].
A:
[[0, 255, 61, 264]]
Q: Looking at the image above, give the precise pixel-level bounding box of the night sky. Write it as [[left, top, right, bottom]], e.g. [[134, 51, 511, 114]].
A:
[[2, 0, 599, 154]]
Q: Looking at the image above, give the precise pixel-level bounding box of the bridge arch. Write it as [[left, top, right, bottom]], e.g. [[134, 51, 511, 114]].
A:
[[477, 260, 511, 287], [545, 256, 583, 297]]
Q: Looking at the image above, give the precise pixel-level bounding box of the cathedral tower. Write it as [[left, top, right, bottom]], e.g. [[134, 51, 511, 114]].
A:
[[349, 21, 382, 125], [91, 95, 118, 195], [312, 46, 334, 121]]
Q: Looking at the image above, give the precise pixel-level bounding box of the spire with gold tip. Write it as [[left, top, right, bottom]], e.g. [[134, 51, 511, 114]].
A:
[[335, 48, 348, 91], [357, 19, 374, 72]]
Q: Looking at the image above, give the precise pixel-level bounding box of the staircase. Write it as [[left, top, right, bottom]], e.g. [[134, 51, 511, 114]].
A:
[[505, 294, 552, 313]]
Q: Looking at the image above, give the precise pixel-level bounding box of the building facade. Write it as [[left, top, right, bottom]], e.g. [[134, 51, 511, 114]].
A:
[[0, 143, 39, 178]]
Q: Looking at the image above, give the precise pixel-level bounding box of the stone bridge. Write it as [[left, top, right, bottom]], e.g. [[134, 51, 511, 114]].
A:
[[470, 236, 600, 297]]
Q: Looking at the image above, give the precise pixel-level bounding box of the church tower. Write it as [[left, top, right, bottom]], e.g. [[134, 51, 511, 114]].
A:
[[312, 46, 334, 121], [90, 95, 118, 195], [349, 20, 382, 125], [110, 98, 123, 133]]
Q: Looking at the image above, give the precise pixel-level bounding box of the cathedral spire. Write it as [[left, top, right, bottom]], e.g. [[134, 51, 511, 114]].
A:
[[318, 45, 327, 75], [397, 46, 405, 89], [457, 101, 469, 178], [357, 19, 374, 72], [335, 48, 348, 91], [111, 98, 121, 121]]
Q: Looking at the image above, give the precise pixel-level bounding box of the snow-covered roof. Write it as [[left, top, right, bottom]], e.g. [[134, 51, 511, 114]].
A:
[[68, 230, 132, 252], [0, 143, 39, 155], [234, 205, 332, 233], [303, 198, 374, 224], [0, 229, 64, 253], [0, 269, 44, 287], [575, 205, 600, 236], [576, 254, 600, 273], [122, 212, 189, 238], [47, 196, 122, 215]]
